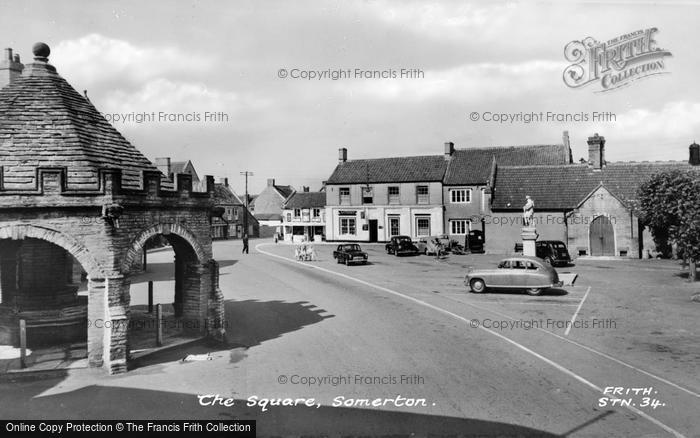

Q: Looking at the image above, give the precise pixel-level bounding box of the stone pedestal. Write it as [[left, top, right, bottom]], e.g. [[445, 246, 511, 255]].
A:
[[521, 227, 539, 257]]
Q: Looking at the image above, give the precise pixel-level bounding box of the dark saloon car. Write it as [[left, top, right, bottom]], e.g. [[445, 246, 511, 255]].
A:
[[385, 235, 420, 256], [333, 243, 368, 265], [535, 240, 571, 266], [464, 256, 562, 296]]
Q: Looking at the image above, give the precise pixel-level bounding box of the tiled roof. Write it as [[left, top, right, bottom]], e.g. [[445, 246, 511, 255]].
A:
[[491, 162, 699, 210], [283, 191, 326, 209], [213, 183, 243, 205], [326, 155, 448, 184], [255, 213, 282, 221], [0, 57, 162, 191], [443, 144, 570, 185], [274, 185, 294, 198], [170, 160, 200, 181]]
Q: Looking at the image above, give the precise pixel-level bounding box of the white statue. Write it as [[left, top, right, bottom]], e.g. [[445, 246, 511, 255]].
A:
[[523, 196, 535, 227]]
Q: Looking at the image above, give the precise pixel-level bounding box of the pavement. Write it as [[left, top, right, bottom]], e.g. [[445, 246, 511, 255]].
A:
[[0, 238, 698, 437]]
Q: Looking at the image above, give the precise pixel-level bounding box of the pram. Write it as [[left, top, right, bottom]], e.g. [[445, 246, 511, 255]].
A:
[[295, 243, 317, 261]]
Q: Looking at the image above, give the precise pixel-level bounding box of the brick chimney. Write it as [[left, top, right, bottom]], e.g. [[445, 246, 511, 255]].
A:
[[690, 142, 700, 166], [0, 48, 24, 89], [155, 157, 171, 176], [444, 141, 455, 159], [339, 147, 347, 163], [218, 177, 229, 187], [587, 133, 605, 169], [267, 178, 275, 187], [302, 186, 310, 192]]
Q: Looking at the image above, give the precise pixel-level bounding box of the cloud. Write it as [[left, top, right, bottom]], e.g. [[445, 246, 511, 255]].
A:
[[335, 60, 565, 103], [51, 33, 215, 89]]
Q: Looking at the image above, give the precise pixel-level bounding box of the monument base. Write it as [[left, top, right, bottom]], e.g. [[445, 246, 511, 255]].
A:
[[521, 227, 538, 257]]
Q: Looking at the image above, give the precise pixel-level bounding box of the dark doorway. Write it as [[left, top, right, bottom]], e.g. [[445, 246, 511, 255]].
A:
[[368, 220, 378, 243], [590, 216, 615, 256]]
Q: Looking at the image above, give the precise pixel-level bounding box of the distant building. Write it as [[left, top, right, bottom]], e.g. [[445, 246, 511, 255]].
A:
[[281, 188, 326, 242], [442, 140, 570, 244], [250, 178, 294, 238], [325, 147, 446, 242], [322, 134, 697, 257], [488, 135, 700, 257], [212, 178, 259, 239], [154, 158, 206, 191]]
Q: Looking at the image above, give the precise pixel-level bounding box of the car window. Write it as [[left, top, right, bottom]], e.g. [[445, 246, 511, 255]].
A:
[[513, 261, 527, 269], [525, 261, 538, 270], [498, 261, 510, 269]]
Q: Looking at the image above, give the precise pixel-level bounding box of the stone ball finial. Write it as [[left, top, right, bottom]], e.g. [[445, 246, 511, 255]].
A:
[[32, 42, 50, 60]]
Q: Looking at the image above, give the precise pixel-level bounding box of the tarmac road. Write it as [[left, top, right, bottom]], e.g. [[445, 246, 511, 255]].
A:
[[0, 238, 697, 437]]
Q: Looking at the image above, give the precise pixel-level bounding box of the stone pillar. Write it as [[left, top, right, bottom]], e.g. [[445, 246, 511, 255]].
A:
[[87, 275, 130, 374], [181, 262, 206, 335], [87, 277, 106, 368], [207, 259, 225, 340], [521, 227, 538, 257]]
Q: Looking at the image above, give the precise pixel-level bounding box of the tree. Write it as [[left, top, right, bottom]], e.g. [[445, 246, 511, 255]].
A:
[[637, 169, 700, 282]]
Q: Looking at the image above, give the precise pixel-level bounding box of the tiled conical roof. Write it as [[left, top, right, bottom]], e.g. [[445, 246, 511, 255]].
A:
[[0, 43, 160, 191]]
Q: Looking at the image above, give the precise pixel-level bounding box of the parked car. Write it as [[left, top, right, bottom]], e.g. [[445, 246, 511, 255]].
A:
[[535, 240, 571, 266], [333, 243, 368, 265], [464, 256, 563, 296], [385, 235, 420, 256], [513, 240, 572, 266]]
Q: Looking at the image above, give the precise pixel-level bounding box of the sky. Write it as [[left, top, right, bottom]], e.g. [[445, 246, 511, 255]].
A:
[[1, 0, 699, 195]]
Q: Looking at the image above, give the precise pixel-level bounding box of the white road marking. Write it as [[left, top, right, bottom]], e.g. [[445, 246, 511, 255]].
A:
[[255, 244, 687, 438], [565, 286, 591, 336], [449, 296, 700, 399]]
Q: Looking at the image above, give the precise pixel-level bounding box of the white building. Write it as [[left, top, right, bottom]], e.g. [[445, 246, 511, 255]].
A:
[[282, 190, 327, 243], [324, 148, 445, 242]]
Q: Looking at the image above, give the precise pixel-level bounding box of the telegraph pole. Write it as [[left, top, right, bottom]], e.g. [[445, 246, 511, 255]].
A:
[[240, 171, 253, 237]]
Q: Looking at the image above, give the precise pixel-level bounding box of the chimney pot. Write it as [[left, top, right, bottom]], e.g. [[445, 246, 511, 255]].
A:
[[444, 141, 455, 158], [339, 147, 347, 163], [303, 186, 310, 192], [690, 142, 700, 166], [0, 47, 24, 89], [587, 133, 606, 169]]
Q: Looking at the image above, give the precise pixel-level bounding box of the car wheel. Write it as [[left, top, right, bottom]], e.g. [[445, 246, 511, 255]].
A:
[[526, 288, 542, 296], [469, 278, 486, 293], [543, 257, 553, 265]]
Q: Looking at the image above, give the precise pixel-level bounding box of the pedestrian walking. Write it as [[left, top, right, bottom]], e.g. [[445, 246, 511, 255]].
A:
[[274, 233, 278, 244], [242, 233, 249, 254]]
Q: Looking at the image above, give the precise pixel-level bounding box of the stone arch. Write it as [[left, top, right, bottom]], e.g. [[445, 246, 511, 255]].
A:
[[122, 222, 208, 273], [0, 223, 105, 277]]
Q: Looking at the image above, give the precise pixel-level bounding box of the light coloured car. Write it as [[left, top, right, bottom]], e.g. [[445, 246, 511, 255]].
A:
[[464, 256, 563, 296]]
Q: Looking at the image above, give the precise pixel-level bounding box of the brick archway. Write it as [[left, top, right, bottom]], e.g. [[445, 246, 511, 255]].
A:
[[0, 224, 105, 278], [122, 223, 208, 273]]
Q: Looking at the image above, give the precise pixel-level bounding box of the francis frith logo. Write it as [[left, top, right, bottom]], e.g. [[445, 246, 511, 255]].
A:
[[563, 28, 672, 92]]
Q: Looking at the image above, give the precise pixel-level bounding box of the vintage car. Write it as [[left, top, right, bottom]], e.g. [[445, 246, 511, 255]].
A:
[[385, 235, 420, 256], [333, 243, 368, 265], [464, 256, 563, 296], [535, 240, 572, 266]]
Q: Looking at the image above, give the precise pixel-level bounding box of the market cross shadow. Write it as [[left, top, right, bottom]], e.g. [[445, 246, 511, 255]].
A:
[[127, 299, 333, 370], [0, 384, 562, 437], [224, 299, 334, 348]]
